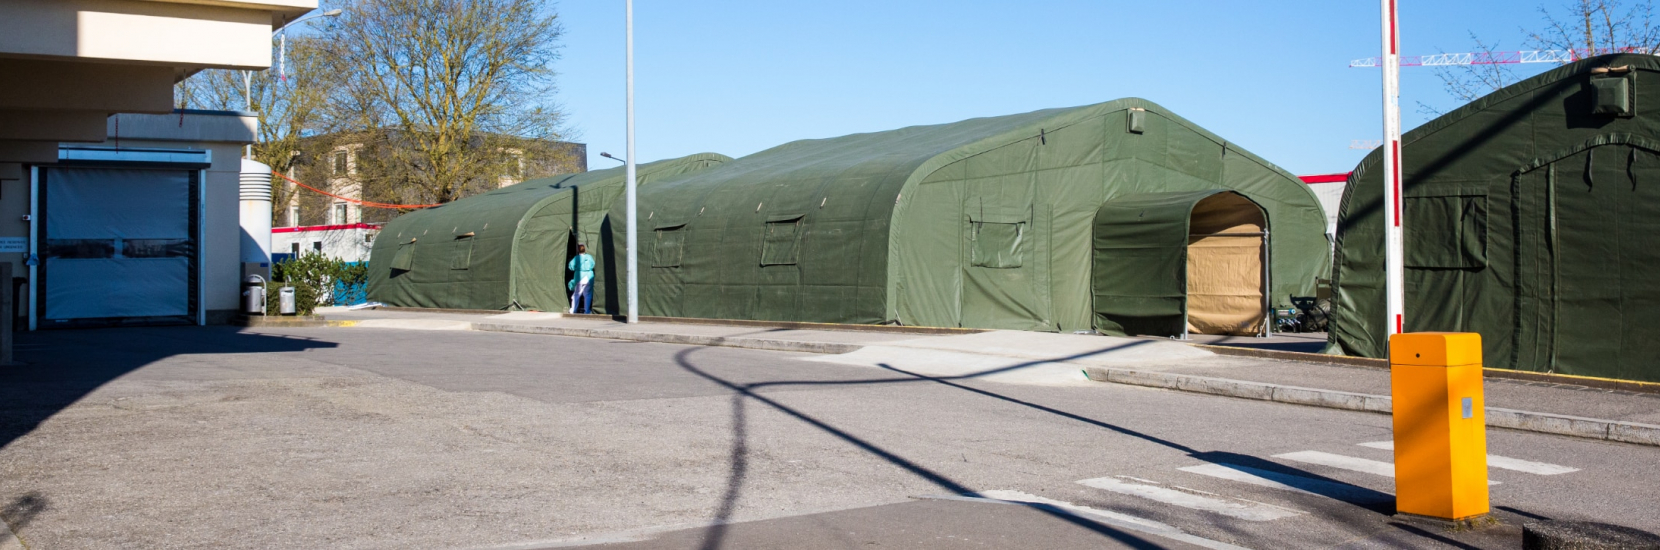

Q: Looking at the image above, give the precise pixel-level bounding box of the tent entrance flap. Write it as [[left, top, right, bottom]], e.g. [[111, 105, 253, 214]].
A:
[[1091, 190, 1268, 337], [1185, 192, 1267, 335]]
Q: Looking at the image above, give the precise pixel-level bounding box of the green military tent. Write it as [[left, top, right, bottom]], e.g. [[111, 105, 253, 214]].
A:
[[365, 153, 731, 311], [609, 98, 1329, 334], [1329, 53, 1660, 382]]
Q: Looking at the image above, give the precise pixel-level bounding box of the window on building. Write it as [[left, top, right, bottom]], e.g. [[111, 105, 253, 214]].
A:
[[288, 206, 300, 227], [334, 203, 348, 225], [290, 242, 300, 256], [313, 241, 323, 253], [333, 150, 349, 175]]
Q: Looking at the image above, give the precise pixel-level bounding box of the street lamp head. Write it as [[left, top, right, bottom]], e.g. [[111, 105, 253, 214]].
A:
[[600, 152, 625, 163], [322, 9, 343, 16]]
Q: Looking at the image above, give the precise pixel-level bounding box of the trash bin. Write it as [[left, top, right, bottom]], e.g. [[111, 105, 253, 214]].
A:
[[242, 275, 267, 315], [278, 286, 297, 315]]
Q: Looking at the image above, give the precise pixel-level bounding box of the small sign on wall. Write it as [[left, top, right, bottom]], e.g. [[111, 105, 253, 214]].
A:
[[0, 237, 25, 254]]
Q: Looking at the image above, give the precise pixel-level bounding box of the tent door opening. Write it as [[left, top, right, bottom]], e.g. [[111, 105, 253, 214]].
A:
[[1184, 192, 1268, 337], [1091, 190, 1267, 338]]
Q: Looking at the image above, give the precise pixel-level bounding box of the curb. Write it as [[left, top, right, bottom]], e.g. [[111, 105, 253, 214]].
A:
[[370, 307, 985, 336], [1081, 366, 1660, 447], [468, 323, 864, 355], [1192, 344, 1660, 396], [1195, 344, 1389, 369], [232, 315, 355, 328]]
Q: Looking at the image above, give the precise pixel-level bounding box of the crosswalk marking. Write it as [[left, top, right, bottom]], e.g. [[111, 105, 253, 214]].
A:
[[1178, 463, 1394, 503], [1275, 450, 1500, 485], [1357, 441, 1579, 475], [956, 491, 1253, 550], [1274, 450, 1395, 477], [1077, 476, 1304, 521]]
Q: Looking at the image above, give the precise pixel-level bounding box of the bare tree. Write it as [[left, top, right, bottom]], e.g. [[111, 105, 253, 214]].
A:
[[1428, 0, 1660, 113], [330, 0, 573, 206], [1529, 0, 1660, 55], [1421, 34, 1521, 116], [178, 33, 341, 222]]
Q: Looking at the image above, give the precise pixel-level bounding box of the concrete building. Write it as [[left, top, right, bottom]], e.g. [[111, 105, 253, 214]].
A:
[[1, 0, 318, 328]]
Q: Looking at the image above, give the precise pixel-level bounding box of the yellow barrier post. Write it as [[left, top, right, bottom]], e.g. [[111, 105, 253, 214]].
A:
[[1389, 332, 1489, 522]]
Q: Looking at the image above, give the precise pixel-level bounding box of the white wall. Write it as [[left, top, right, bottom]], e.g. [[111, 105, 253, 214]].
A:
[[1306, 181, 1346, 240], [273, 226, 376, 263]]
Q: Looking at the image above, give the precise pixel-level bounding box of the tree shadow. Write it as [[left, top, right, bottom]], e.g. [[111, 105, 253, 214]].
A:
[[677, 345, 1170, 550], [0, 326, 338, 451], [668, 338, 1455, 549], [0, 492, 46, 534]]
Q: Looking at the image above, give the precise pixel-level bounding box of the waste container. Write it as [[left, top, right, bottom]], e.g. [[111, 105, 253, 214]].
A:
[[242, 275, 267, 315], [278, 286, 296, 315]]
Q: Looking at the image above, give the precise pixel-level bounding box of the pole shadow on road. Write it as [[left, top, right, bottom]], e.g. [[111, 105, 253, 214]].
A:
[[670, 341, 1424, 549]]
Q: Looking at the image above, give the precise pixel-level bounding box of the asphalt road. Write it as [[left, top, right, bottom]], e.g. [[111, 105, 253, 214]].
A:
[[1, 325, 1655, 549]]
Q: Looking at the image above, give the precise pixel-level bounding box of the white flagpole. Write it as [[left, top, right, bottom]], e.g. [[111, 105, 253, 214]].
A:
[[625, 0, 639, 324], [1382, 0, 1405, 337]]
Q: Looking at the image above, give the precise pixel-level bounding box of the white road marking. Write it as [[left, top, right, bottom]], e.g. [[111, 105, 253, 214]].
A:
[[1357, 441, 1579, 475], [1275, 451, 1395, 477], [1076, 476, 1305, 521], [957, 491, 1254, 550], [1179, 463, 1394, 502], [1275, 451, 1500, 485], [1116, 475, 1162, 484]]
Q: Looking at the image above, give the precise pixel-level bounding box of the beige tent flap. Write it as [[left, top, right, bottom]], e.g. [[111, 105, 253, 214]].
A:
[[1186, 193, 1266, 335]]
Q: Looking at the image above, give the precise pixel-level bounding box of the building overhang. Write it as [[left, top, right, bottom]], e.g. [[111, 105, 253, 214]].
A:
[[0, 0, 318, 71]]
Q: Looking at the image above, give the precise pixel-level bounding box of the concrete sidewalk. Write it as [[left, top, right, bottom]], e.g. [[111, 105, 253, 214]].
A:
[[314, 307, 1660, 446]]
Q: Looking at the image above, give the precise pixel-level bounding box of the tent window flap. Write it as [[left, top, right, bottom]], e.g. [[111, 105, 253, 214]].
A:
[[1404, 193, 1487, 269], [761, 216, 803, 266], [654, 224, 685, 268], [391, 240, 416, 271], [971, 221, 1024, 268], [450, 236, 474, 270]]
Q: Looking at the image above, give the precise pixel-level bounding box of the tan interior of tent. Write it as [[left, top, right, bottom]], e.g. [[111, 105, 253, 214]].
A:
[[1186, 193, 1267, 335]]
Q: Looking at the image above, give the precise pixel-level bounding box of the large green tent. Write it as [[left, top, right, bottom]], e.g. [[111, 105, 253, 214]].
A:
[[1329, 53, 1660, 382], [365, 153, 731, 310], [600, 98, 1328, 333]]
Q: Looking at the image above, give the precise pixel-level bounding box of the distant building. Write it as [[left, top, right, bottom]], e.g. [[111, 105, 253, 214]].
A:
[[271, 134, 585, 262], [1298, 172, 1350, 239], [272, 223, 379, 264]]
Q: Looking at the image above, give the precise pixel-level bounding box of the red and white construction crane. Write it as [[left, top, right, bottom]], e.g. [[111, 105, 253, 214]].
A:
[[1350, 47, 1654, 68]]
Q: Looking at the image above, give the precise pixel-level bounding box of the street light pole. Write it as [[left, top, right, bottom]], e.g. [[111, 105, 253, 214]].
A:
[[625, 0, 639, 324], [1381, 0, 1405, 337], [241, 9, 342, 160]]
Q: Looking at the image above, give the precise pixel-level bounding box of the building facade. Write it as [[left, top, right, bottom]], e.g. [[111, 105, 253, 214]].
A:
[[1, 0, 319, 327]]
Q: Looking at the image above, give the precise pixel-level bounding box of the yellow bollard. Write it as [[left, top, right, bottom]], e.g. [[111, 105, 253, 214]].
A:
[[1389, 332, 1489, 521]]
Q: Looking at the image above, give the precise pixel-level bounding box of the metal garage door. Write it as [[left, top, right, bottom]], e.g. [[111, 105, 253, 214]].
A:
[[39, 166, 200, 326]]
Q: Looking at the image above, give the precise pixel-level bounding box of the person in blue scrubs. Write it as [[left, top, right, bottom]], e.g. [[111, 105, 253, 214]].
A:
[[568, 243, 595, 314]]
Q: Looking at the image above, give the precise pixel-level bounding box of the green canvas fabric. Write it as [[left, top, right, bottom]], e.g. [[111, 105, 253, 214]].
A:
[[364, 153, 731, 310], [591, 98, 1327, 331], [1091, 190, 1262, 336], [1328, 53, 1660, 382]]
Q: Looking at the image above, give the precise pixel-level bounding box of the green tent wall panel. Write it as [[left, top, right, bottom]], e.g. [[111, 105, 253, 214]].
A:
[[368, 100, 1328, 333], [1329, 53, 1660, 382], [365, 153, 731, 311], [604, 98, 1327, 331]]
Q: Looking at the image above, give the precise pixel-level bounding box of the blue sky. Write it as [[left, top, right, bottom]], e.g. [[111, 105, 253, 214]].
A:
[[554, 1, 1559, 176]]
